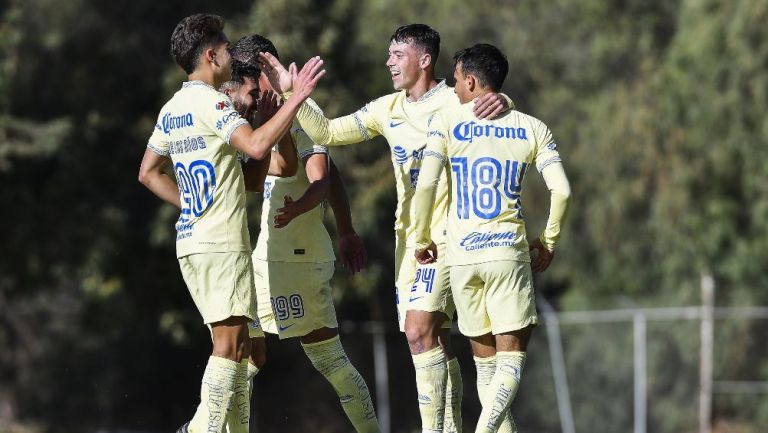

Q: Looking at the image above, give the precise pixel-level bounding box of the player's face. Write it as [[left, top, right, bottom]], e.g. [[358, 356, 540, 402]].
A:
[[231, 77, 259, 116], [386, 41, 424, 91], [453, 63, 472, 104], [211, 39, 232, 84]]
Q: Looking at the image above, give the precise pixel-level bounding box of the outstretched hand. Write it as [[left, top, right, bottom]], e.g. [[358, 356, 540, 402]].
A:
[[291, 56, 326, 101], [473, 93, 510, 119], [338, 231, 367, 274], [414, 242, 438, 265], [258, 52, 295, 94], [274, 195, 302, 228], [529, 238, 554, 273]]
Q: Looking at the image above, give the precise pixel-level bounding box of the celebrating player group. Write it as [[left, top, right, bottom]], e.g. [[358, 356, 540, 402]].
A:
[[139, 12, 571, 433]]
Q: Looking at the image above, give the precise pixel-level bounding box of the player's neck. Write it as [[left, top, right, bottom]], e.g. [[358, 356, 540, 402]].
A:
[[188, 69, 217, 88], [471, 89, 492, 101], [405, 75, 439, 102]]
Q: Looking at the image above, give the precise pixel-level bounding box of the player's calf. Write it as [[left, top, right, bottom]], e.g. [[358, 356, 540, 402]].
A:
[[302, 333, 380, 433]]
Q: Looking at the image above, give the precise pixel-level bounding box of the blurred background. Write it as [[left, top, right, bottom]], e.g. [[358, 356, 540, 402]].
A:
[[1, 0, 767, 432]]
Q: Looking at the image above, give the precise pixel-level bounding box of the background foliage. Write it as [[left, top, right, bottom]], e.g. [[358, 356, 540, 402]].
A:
[[1, 0, 766, 432]]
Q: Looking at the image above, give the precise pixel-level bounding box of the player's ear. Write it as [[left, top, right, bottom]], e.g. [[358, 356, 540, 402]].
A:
[[203, 47, 217, 66], [466, 74, 477, 92], [419, 52, 432, 70]]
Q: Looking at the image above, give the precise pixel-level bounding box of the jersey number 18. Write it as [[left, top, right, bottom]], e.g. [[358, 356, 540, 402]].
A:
[[450, 157, 528, 220]]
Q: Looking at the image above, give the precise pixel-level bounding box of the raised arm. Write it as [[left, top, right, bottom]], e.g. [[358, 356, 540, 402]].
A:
[[242, 156, 271, 193], [229, 56, 326, 159], [268, 132, 298, 177], [327, 159, 367, 273], [258, 52, 382, 146]]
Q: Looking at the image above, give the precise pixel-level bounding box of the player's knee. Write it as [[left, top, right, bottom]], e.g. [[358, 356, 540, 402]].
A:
[[211, 320, 250, 361], [404, 321, 437, 348]]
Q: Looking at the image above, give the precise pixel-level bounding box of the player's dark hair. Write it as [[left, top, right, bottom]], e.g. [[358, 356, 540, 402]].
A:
[[453, 43, 508, 91], [170, 14, 227, 74], [390, 24, 440, 64], [230, 60, 260, 84], [219, 80, 241, 94], [230, 34, 279, 67]]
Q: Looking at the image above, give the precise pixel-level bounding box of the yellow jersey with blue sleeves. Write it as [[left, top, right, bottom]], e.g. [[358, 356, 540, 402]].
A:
[[146, 80, 250, 258], [414, 101, 562, 266], [252, 119, 335, 263], [295, 81, 456, 247]]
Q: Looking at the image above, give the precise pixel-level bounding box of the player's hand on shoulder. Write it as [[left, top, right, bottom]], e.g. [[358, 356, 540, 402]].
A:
[[529, 237, 554, 273], [473, 93, 509, 120], [338, 231, 367, 274], [415, 242, 438, 265]]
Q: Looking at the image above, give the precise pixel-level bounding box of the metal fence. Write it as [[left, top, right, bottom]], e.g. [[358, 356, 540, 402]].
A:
[[328, 275, 768, 433]]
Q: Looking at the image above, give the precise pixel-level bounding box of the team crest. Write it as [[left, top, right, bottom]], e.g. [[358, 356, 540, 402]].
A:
[[215, 100, 231, 110]]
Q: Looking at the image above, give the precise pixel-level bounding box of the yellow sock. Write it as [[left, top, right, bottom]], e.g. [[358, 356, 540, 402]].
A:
[[412, 347, 448, 433], [189, 356, 238, 433], [224, 360, 250, 433], [444, 357, 463, 433], [302, 336, 380, 433], [246, 361, 259, 397], [475, 352, 526, 433], [473, 356, 516, 433]]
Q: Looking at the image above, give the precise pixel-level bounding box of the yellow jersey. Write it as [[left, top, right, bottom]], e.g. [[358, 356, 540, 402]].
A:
[[147, 81, 250, 258], [252, 121, 335, 263], [414, 101, 563, 266], [296, 81, 458, 247]]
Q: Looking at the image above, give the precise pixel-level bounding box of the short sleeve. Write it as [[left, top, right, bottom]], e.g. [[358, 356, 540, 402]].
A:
[[147, 119, 169, 156], [294, 126, 328, 160], [200, 92, 249, 144]]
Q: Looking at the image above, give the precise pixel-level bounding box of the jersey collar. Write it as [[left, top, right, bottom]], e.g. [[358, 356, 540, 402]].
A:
[[409, 79, 447, 104], [182, 80, 216, 91]]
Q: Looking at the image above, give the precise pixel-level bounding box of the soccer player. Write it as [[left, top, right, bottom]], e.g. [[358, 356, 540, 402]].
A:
[[412, 43, 572, 433], [224, 35, 379, 433], [137, 14, 325, 433], [258, 24, 512, 433]]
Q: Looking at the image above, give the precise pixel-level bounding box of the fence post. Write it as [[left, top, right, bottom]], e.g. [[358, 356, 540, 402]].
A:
[[700, 273, 715, 433], [371, 321, 391, 433], [633, 311, 647, 433], [538, 296, 576, 433]]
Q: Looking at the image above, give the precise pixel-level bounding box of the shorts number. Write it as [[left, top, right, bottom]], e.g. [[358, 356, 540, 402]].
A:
[[411, 267, 436, 295], [271, 294, 305, 320], [450, 156, 528, 220]]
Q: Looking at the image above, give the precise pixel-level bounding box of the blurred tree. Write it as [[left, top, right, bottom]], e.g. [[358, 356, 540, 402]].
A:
[[1, 0, 767, 431]]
